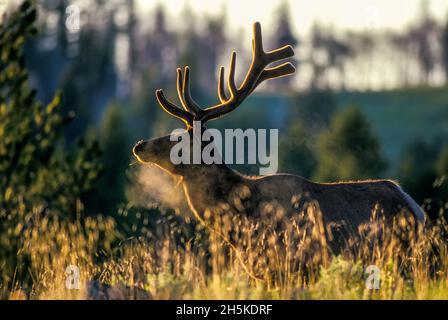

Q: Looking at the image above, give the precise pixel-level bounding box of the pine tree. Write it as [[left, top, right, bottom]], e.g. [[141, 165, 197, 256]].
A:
[[271, 1, 298, 88], [442, 14, 448, 80], [0, 1, 102, 284], [279, 121, 316, 177], [435, 145, 448, 214], [397, 140, 438, 203], [94, 104, 131, 215], [313, 106, 386, 182]]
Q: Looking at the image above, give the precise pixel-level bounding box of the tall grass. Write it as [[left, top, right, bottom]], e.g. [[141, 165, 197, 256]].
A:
[[2, 203, 448, 300]]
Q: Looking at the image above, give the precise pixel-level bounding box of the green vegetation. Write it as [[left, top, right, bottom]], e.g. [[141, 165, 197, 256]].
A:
[[313, 106, 386, 181], [336, 88, 448, 166], [0, 1, 104, 287], [2, 204, 448, 300]]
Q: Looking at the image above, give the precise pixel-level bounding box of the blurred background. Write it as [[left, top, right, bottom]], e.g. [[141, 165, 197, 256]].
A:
[[1, 0, 448, 234]]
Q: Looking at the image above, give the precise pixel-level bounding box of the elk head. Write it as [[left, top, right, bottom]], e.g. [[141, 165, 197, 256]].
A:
[[133, 22, 295, 175]]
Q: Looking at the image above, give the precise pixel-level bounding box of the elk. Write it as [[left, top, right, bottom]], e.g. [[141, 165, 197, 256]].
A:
[[133, 22, 425, 254]]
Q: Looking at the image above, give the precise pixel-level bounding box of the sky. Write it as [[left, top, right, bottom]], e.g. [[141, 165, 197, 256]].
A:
[[137, 0, 448, 36]]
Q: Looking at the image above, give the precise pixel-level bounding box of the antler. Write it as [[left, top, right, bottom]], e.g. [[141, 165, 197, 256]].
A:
[[155, 22, 296, 127]]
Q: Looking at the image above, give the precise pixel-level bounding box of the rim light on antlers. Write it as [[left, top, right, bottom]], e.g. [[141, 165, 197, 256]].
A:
[[155, 22, 296, 129]]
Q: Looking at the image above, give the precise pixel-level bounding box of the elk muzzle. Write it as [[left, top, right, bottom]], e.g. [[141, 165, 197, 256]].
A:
[[133, 136, 173, 166], [133, 140, 150, 163]]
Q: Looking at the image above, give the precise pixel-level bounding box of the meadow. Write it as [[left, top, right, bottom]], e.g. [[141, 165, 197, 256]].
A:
[[3, 201, 448, 300]]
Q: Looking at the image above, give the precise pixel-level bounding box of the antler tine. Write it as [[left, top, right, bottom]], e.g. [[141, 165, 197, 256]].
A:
[[199, 22, 295, 123], [156, 22, 295, 127], [176, 67, 204, 118], [251, 62, 296, 94], [252, 21, 264, 57], [228, 51, 238, 98], [182, 67, 204, 117], [176, 68, 188, 111], [155, 89, 194, 128], [218, 66, 228, 103], [265, 45, 295, 63]]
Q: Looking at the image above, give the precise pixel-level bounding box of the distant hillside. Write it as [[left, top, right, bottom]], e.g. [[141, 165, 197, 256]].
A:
[[205, 86, 448, 173], [336, 87, 448, 168]]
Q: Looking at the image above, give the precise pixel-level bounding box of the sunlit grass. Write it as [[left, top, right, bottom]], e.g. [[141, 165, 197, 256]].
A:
[[2, 203, 448, 300]]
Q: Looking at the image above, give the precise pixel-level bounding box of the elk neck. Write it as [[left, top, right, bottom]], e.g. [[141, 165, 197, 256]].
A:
[[180, 162, 250, 213]]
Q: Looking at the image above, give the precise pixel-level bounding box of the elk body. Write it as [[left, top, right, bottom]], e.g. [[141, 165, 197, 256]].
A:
[[133, 23, 425, 253]]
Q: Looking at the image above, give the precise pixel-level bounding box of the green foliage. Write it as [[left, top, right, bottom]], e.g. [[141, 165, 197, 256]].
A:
[[397, 140, 438, 204], [313, 106, 386, 182], [279, 122, 316, 177], [0, 1, 103, 284], [278, 90, 336, 177], [435, 146, 448, 210], [396, 140, 448, 219], [436, 145, 448, 177], [92, 104, 131, 215], [310, 257, 365, 299], [435, 145, 448, 213], [335, 88, 448, 163]]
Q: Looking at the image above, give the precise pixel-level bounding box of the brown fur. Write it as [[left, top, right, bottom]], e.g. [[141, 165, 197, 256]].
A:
[[180, 164, 416, 226], [134, 135, 422, 253]]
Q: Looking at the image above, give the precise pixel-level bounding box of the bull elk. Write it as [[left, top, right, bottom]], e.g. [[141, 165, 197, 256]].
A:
[[133, 22, 425, 254]]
